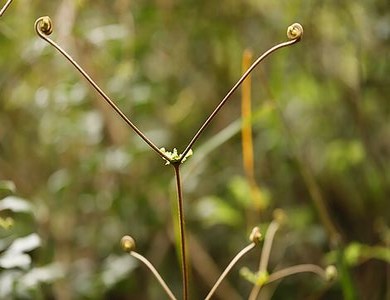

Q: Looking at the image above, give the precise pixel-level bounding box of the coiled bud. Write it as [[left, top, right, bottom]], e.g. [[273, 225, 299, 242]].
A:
[[287, 23, 303, 40], [249, 226, 262, 244], [121, 235, 136, 253], [35, 16, 53, 35]]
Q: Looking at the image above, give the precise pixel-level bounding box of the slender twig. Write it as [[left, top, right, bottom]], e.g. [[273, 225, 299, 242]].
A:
[[130, 251, 178, 300], [173, 164, 189, 300], [0, 0, 12, 17], [248, 220, 279, 300], [259, 221, 279, 273], [267, 264, 327, 283], [180, 25, 303, 162], [205, 243, 256, 300], [34, 16, 170, 162]]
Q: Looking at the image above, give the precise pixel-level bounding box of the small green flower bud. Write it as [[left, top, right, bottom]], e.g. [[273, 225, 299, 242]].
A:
[[249, 226, 262, 244], [121, 235, 136, 253]]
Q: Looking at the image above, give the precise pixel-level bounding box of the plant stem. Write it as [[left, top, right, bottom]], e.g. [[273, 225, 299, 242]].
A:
[[248, 220, 279, 300], [181, 38, 301, 161], [0, 0, 12, 16], [205, 243, 256, 300], [35, 17, 170, 162], [131, 251, 177, 300], [259, 221, 279, 273], [267, 264, 326, 283], [173, 164, 189, 300]]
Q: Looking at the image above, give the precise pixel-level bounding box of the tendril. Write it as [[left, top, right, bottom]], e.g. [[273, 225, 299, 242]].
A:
[[180, 23, 304, 161], [34, 16, 171, 162], [34, 16, 53, 35], [287, 23, 303, 40]]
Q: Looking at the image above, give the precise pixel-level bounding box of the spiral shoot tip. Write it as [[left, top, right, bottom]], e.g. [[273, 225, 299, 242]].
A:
[[287, 23, 303, 40], [35, 16, 53, 35], [121, 235, 136, 253]]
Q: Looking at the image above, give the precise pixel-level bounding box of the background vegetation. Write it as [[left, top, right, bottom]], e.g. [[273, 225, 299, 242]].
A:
[[1, 0, 389, 299]]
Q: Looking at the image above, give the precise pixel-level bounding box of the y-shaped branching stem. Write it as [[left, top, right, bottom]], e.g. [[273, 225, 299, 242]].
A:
[[180, 23, 303, 162], [0, 0, 12, 16], [36, 17, 304, 300], [34, 16, 171, 162]]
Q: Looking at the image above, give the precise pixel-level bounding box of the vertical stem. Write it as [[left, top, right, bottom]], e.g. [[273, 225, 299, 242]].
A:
[[173, 164, 189, 300]]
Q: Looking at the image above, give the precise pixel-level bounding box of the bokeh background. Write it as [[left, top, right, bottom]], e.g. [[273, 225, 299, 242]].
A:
[[0, 0, 389, 299]]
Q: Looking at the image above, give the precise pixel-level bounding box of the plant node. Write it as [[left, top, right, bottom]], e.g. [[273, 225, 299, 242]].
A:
[[160, 148, 193, 165]]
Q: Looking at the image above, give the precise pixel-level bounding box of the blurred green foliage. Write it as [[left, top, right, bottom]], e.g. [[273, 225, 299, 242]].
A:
[[1, 0, 389, 299]]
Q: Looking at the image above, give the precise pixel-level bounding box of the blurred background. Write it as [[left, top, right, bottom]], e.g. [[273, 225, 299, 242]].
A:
[[0, 0, 389, 299]]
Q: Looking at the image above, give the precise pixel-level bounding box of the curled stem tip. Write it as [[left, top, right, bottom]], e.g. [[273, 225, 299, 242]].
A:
[[249, 227, 262, 244], [287, 23, 303, 41], [35, 16, 53, 36], [121, 235, 136, 253]]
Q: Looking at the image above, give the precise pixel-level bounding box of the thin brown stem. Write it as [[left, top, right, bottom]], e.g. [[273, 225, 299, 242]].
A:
[[205, 243, 256, 300], [267, 264, 327, 283], [130, 251, 177, 300], [180, 36, 302, 162], [259, 221, 279, 273], [173, 164, 189, 300], [248, 221, 279, 300], [34, 16, 170, 162], [0, 0, 12, 16]]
